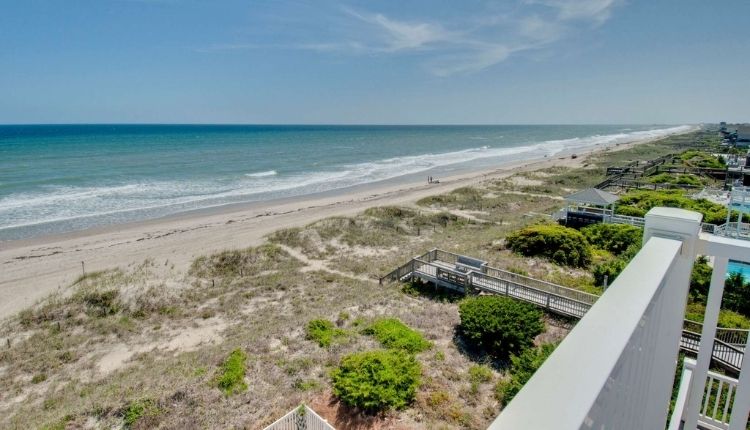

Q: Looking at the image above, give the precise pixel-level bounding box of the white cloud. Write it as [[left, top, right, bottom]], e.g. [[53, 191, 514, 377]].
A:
[[343, 8, 456, 52], [202, 1, 622, 76], [525, 0, 620, 25]]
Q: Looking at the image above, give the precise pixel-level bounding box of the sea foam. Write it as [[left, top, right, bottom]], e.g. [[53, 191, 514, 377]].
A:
[[0, 124, 696, 238]]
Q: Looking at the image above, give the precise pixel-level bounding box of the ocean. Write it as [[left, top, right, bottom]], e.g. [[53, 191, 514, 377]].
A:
[[0, 124, 693, 241]]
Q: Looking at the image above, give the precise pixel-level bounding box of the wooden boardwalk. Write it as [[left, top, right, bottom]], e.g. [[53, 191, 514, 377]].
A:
[[381, 249, 746, 373]]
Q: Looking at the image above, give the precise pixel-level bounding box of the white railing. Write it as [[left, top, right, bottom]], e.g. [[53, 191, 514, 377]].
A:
[[715, 222, 750, 240], [263, 405, 335, 430], [670, 358, 740, 430], [490, 207, 750, 430], [608, 213, 646, 227]]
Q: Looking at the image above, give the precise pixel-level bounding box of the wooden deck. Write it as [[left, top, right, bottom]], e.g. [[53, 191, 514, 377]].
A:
[[381, 249, 746, 374]]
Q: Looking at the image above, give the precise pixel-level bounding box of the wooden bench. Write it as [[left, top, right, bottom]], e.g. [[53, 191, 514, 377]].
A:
[[455, 255, 486, 273]]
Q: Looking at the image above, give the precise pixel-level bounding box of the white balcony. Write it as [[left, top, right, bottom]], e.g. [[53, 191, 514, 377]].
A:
[[490, 207, 750, 430]]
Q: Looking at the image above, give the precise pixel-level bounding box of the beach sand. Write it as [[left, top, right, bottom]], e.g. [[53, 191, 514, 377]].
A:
[[0, 133, 687, 320]]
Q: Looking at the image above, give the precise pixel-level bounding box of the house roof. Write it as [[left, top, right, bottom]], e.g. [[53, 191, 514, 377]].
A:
[[565, 188, 620, 206]]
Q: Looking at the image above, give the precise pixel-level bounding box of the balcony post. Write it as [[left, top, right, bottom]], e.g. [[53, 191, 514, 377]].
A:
[[728, 337, 750, 429], [683, 256, 728, 429], [643, 208, 702, 427]]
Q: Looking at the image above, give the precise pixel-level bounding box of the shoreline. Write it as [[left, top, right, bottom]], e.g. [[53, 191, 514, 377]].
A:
[[0, 128, 695, 320]]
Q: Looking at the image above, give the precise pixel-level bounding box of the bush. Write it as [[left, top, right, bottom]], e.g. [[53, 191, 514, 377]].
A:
[[647, 173, 703, 187], [680, 150, 725, 168], [122, 398, 160, 428], [690, 256, 712, 301], [306, 319, 347, 348], [505, 224, 592, 267], [615, 190, 737, 225], [581, 224, 642, 256], [468, 365, 493, 384], [495, 343, 556, 406], [592, 258, 627, 287], [364, 318, 432, 353], [684, 302, 750, 329], [724, 272, 750, 316], [190, 244, 299, 278], [458, 296, 544, 359], [217, 349, 248, 395], [331, 349, 421, 412]]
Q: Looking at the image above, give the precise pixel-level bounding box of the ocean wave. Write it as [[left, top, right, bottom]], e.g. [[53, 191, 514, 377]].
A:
[[244, 170, 277, 178], [0, 125, 696, 233]]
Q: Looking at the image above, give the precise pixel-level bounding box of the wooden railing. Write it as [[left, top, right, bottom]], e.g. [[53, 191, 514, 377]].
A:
[[684, 320, 749, 347], [382, 248, 747, 373]]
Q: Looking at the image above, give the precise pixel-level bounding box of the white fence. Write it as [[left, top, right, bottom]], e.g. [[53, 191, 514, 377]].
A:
[[490, 207, 750, 430], [263, 405, 335, 430], [670, 358, 740, 430]]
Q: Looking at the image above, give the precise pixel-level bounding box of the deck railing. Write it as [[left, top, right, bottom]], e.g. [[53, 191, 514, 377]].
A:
[[670, 359, 741, 430], [490, 207, 750, 430]]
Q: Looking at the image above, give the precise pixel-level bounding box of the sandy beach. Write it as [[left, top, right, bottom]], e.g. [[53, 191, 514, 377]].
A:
[[0, 133, 687, 321]]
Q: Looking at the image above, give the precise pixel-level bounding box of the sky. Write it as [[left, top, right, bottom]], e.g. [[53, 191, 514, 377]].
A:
[[1, 0, 749, 125]]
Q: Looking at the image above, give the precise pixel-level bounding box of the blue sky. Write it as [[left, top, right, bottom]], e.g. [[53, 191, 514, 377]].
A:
[[1, 0, 748, 124]]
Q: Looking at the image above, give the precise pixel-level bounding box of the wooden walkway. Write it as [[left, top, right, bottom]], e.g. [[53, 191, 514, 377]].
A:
[[381, 249, 746, 374]]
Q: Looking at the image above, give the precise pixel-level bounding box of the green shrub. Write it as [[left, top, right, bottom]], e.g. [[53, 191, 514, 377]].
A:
[[306, 319, 348, 348], [680, 150, 725, 168], [217, 349, 248, 395], [364, 318, 432, 353], [79, 289, 121, 317], [331, 349, 421, 412], [505, 223, 592, 267], [122, 398, 160, 428], [190, 244, 299, 278], [615, 190, 736, 225], [684, 302, 750, 329], [648, 173, 703, 186], [592, 258, 628, 287], [31, 373, 47, 384], [690, 256, 712, 301], [458, 296, 544, 359], [495, 343, 556, 406], [581, 224, 642, 256], [724, 272, 750, 316], [468, 364, 493, 384]]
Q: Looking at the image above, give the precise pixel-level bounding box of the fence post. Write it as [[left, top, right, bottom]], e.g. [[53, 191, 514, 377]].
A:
[[644, 207, 702, 427]]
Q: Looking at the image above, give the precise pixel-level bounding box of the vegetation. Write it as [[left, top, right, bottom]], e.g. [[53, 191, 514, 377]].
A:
[[190, 244, 301, 279], [592, 258, 628, 287], [690, 256, 712, 301], [647, 173, 703, 187], [581, 224, 642, 256], [495, 343, 556, 406], [505, 223, 592, 267], [458, 296, 544, 359], [723, 272, 750, 317], [331, 349, 421, 412], [122, 398, 160, 428], [306, 319, 348, 348], [364, 318, 432, 353], [680, 150, 725, 169], [684, 302, 750, 329], [615, 189, 736, 225], [217, 349, 248, 395], [468, 364, 493, 384]]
